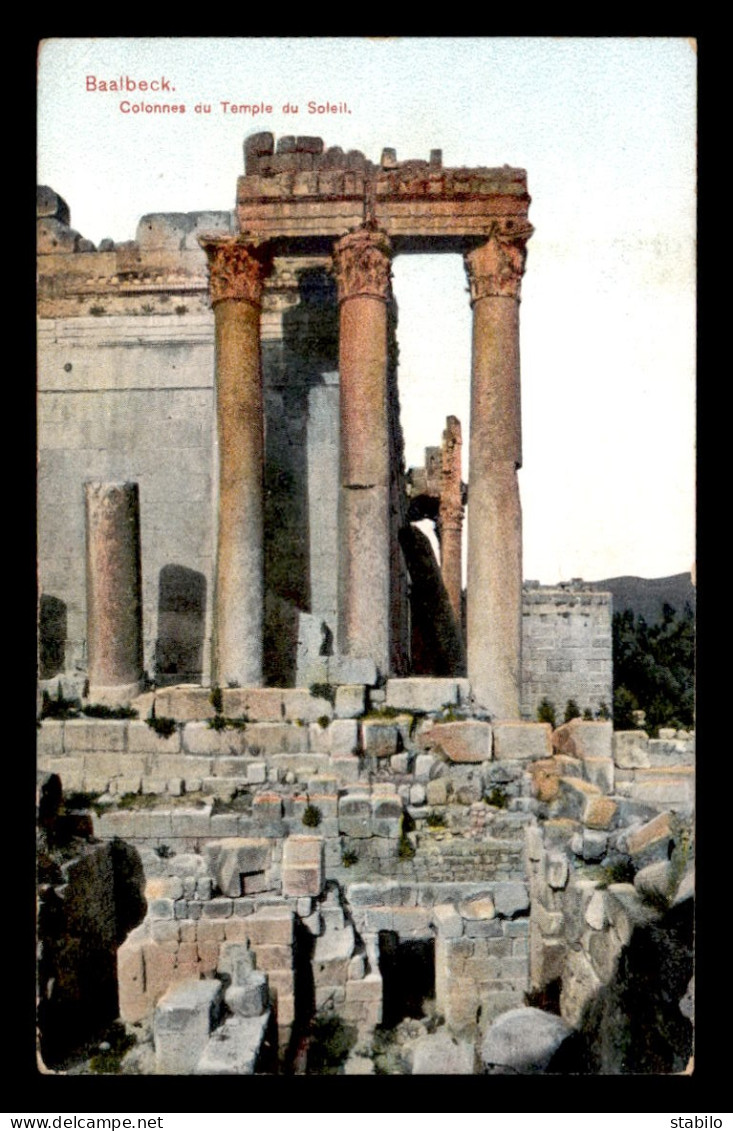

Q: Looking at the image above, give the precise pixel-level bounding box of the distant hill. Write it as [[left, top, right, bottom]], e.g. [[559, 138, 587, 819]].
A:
[[585, 573, 695, 625]]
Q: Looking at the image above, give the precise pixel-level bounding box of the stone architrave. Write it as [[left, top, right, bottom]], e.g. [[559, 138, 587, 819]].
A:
[[85, 481, 143, 704], [199, 235, 272, 688], [464, 221, 533, 718], [332, 226, 393, 675]]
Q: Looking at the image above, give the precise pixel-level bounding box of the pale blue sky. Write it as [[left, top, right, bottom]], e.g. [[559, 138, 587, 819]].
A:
[[38, 37, 696, 584]]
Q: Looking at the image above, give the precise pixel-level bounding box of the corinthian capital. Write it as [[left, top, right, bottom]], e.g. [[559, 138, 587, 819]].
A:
[[332, 226, 392, 303], [198, 235, 272, 306], [464, 220, 534, 303]]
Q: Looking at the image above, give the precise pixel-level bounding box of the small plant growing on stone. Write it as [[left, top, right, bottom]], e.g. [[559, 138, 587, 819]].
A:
[[583, 707, 594, 721], [175, 305, 188, 315], [596, 701, 611, 721], [537, 698, 557, 728], [485, 785, 509, 809], [82, 703, 138, 719], [342, 847, 359, 868], [208, 714, 228, 731], [154, 844, 175, 859], [209, 686, 224, 714], [425, 810, 447, 828], [310, 682, 336, 706], [41, 683, 81, 720], [145, 702, 177, 739], [564, 698, 581, 723], [88, 1023, 136, 1075], [398, 834, 416, 860], [302, 803, 322, 828], [317, 715, 331, 729]]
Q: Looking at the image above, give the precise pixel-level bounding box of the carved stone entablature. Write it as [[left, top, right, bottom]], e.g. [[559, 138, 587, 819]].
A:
[[331, 227, 393, 303], [464, 220, 534, 303], [198, 235, 273, 307]]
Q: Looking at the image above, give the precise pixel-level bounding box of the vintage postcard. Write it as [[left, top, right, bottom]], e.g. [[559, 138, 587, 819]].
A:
[[35, 37, 696, 1086]]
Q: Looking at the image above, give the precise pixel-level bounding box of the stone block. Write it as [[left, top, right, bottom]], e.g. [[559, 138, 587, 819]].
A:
[[647, 738, 695, 767], [414, 754, 434, 781], [170, 808, 212, 838], [245, 723, 308, 755], [338, 793, 372, 837], [463, 918, 504, 939], [328, 718, 360, 755], [623, 811, 676, 858], [251, 793, 283, 820], [247, 762, 267, 784], [481, 1007, 573, 1074], [205, 839, 271, 898], [583, 796, 617, 830], [360, 720, 399, 758], [153, 755, 213, 781], [588, 929, 624, 984], [183, 722, 246, 756], [217, 941, 258, 985], [64, 719, 127, 752], [154, 978, 222, 1074], [221, 687, 283, 721], [630, 772, 694, 811], [432, 904, 463, 938], [559, 948, 603, 1027], [493, 882, 529, 918], [244, 907, 294, 947], [426, 778, 448, 806], [391, 907, 432, 936], [604, 883, 660, 946], [282, 688, 333, 724], [328, 655, 378, 686], [390, 752, 410, 774], [385, 677, 459, 713], [203, 897, 233, 918], [423, 720, 492, 763], [331, 755, 362, 783], [194, 1013, 269, 1075], [583, 756, 615, 794], [37, 720, 64, 756], [584, 888, 607, 931], [127, 720, 182, 754], [614, 731, 650, 768], [552, 719, 613, 761], [493, 722, 552, 761], [335, 684, 366, 718], [224, 972, 268, 1017]]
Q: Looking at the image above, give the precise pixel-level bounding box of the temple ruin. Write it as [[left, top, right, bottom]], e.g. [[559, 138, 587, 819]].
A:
[[36, 134, 692, 1076]]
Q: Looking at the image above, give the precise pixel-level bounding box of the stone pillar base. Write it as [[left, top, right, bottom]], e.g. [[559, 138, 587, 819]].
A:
[[86, 681, 144, 708]]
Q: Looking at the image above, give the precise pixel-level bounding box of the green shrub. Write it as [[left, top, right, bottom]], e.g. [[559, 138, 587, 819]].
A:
[[425, 811, 447, 828], [583, 708, 594, 721], [307, 1014, 357, 1074], [596, 701, 611, 721], [317, 715, 331, 729], [564, 699, 581, 723], [82, 704, 138, 719], [209, 686, 223, 714], [398, 834, 416, 860], [303, 804, 322, 828], [310, 682, 336, 707], [537, 698, 557, 728], [41, 683, 81, 720], [342, 847, 359, 868], [485, 786, 509, 809], [145, 705, 177, 739]]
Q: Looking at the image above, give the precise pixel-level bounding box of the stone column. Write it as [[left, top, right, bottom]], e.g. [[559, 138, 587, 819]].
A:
[[85, 481, 143, 704], [438, 415, 464, 629], [464, 221, 533, 717], [332, 226, 393, 673], [199, 236, 271, 688]]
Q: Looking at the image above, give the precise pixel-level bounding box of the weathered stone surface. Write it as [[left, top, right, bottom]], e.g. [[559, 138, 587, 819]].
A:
[[583, 796, 617, 830], [205, 839, 271, 898], [647, 738, 695, 767], [338, 793, 372, 837], [194, 1013, 269, 1075], [221, 687, 283, 721], [282, 836, 324, 897], [559, 948, 603, 1027], [493, 722, 552, 761], [328, 655, 378, 687], [426, 778, 448, 806], [360, 720, 399, 758], [459, 896, 495, 921], [282, 688, 333, 723], [622, 810, 677, 858], [604, 884, 660, 946], [481, 1006, 573, 1073], [224, 972, 268, 1017], [385, 677, 460, 712], [634, 860, 675, 907], [155, 686, 216, 722], [412, 1031, 474, 1075], [529, 758, 560, 802], [245, 907, 294, 947], [613, 731, 650, 768], [315, 923, 355, 964], [335, 684, 366, 718], [584, 888, 607, 931], [493, 882, 529, 918], [64, 719, 128, 752], [583, 756, 615, 794], [423, 720, 492, 763], [183, 722, 247, 756], [552, 719, 612, 761], [432, 904, 463, 938], [154, 979, 222, 1075]]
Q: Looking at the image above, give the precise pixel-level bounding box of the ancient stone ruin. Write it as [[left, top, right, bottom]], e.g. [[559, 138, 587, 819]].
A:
[[36, 133, 693, 1075]]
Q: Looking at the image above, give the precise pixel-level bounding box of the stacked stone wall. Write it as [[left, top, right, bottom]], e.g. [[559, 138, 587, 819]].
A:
[[521, 585, 613, 721]]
